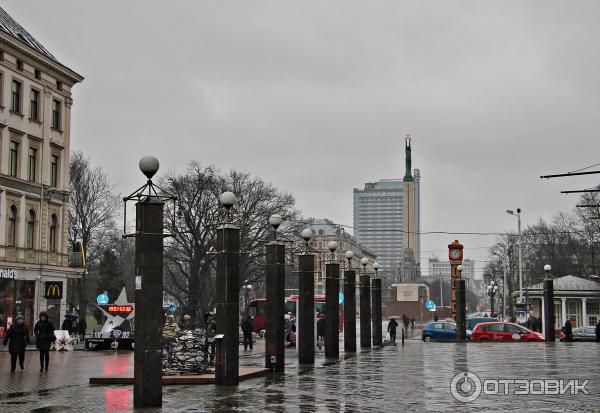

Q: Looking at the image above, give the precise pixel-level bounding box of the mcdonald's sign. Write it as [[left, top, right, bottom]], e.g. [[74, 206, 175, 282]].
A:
[[44, 281, 63, 299]]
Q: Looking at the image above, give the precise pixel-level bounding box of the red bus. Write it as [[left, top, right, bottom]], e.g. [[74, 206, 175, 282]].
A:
[[244, 294, 344, 334]]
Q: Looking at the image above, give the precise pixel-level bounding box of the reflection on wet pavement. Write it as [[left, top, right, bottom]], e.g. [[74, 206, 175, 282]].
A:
[[0, 341, 599, 412]]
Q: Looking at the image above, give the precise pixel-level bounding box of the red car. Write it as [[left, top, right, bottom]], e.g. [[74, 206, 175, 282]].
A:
[[470, 321, 545, 342]]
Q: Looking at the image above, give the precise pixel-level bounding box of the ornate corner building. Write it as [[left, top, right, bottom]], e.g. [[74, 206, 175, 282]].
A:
[[0, 6, 83, 335]]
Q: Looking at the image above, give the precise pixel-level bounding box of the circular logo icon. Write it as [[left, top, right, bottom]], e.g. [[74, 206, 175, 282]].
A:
[[450, 371, 482, 403], [511, 333, 521, 340]]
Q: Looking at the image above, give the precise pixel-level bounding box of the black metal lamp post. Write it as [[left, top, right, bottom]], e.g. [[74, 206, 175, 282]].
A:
[[371, 262, 382, 347], [214, 191, 241, 385], [298, 228, 315, 364], [343, 251, 357, 353], [487, 280, 499, 316], [123, 156, 176, 409], [324, 241, 340, 358], [359, 258, 371, 348], [543, 264, 555, 342], [265, 214, 285, 372], [455, 264, 467, 341]]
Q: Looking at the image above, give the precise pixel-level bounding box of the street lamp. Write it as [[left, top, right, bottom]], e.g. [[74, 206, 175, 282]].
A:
[[506, 208, 523, 304], [373, 262, 380, 275], [487, 280, 499, 316], [327, 240, 338, 260], [457, 264, 463, 278], [345, 250, 354, 269], [269, 214, 283, 240]]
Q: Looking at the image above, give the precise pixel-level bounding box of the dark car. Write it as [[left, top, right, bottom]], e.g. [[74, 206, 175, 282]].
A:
[[470, 322, 544, 342], [466, 317, 497, 338], [559, 326, 597, 342], [422, 321, 456, 342]]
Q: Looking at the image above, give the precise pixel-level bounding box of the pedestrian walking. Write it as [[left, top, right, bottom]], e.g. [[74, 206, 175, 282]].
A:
[[561, 319, 573, 342], [3, 315, 30, 372], [387, 318, 398, 344], [596, 319, 600, 342], [34, 311, 55, 372], [529, 316, 539, 332], [433, 315, 439, 322], [78, 317, 87, 340], [241, 316, 254, 350], [316, 314, 325, 350], [402, 314, 409, 332], [410, 315, 416, 330]]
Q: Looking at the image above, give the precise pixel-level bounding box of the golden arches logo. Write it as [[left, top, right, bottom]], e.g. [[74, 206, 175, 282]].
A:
[[44, 282, 62, 298]]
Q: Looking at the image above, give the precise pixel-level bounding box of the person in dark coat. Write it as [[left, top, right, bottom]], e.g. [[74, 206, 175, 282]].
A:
[[387, 319, 398, 344], [241, 316, 254, 351], [410, 315, 416, 330], [78, 318, 87, 339], [596, 320, 600, 342], [402, 314, 410, 332], [3, 315, 30, 372], [561, 319, 573, 342], [529, 316, 539, 332], [34, 311, 55, 372], [316, 314, 325, 350]]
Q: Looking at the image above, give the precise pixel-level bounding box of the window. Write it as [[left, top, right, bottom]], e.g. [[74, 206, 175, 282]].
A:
[[30, 89, 39, 120], [11, 80, 21, 113], [50, 155, 58, 187], [52, 99, 61, 129], [28, 147, 37, 182], [49, 214, 58, 252], [34, 69, 41, 80], [8, 205, 17, 246], [9, 141, 18, 177], [16, 59, 23, 71], [27, 209, 35, 249]]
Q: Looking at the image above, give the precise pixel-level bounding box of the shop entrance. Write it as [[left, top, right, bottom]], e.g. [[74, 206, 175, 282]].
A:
[[0, 279, 35, 337]]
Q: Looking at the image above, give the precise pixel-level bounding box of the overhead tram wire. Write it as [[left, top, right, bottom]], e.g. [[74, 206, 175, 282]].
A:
[[291, 219, 589, 237]]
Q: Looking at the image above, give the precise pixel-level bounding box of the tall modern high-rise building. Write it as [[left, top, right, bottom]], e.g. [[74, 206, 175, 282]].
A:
[[353, 137, 421, 285]]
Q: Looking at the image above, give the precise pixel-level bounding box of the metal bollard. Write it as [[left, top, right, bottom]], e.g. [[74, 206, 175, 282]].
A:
[[401, 329, 405, 346]]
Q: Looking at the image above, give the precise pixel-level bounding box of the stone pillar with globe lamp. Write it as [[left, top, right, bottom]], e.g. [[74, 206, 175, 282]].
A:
[[359, 258, 372, 348], [343, 251, 357, 353], [125, 156, 175, 408], [215, 191, 241, 385], [455, 264, 467, 341], [543, 265, 556, 342], [298, 228, 316, 364], [324, 241, 340, 359], [371, 262, 383, 347], [265, 214, 286, 372]]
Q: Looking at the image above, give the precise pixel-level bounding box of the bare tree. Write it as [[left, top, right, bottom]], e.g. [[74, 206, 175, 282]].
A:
[[69, 151, 121, 322], [162, 162, 300, 321]]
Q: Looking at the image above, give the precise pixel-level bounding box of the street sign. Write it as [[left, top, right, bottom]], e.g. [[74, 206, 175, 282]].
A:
[[97, 292, 109, 305], [425, 299, 436, 310], [338, 293, 344, 304]]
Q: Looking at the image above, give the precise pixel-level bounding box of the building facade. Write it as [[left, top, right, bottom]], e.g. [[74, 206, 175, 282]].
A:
[[353, 137, 421, 286], [0, 7, 83, 337], [520, 276, 600, 331], [303, 218, 377, 296], [427, 257, 477, 288]]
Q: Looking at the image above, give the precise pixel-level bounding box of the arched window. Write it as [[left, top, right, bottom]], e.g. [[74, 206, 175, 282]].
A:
[[8, 205, 17, 246], [49, 214, 58, 252], [27, 209, 36, 249]]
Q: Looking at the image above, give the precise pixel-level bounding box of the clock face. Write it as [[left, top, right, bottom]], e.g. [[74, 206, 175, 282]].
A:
[[450, 249, 461, 260]]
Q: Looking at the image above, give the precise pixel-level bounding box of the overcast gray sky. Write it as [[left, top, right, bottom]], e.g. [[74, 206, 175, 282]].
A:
[[7, 1, 600, 276]]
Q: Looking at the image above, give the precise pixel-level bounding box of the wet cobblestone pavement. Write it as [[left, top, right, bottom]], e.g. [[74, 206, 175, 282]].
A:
[[1, 336, 599, 412]]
